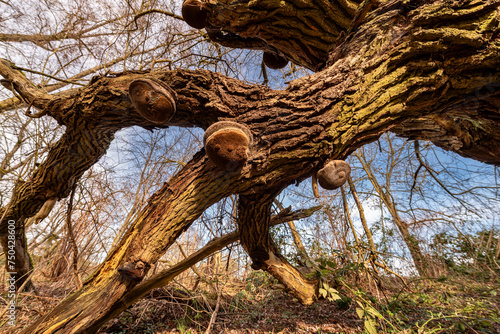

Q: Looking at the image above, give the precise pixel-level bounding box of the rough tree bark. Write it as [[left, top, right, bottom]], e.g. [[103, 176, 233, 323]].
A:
[[238, 193, 320, 305], [0, 0, 497, 332]]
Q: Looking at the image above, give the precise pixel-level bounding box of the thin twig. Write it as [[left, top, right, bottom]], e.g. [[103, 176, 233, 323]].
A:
[[66, 187, 82, 289], [12, 66, 85, 86], [205, 286, 222, 334]]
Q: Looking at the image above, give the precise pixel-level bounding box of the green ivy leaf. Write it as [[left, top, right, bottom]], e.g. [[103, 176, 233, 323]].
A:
[[356, 307, 365, 319], [365, 319, 377, 334], [330, 293, 341, 301], [366, 306, 383, 319], [479, 319, 492, 327], [326, 260, 336, 268]]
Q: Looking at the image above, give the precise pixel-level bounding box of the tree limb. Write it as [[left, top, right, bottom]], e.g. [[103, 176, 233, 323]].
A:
[[0, 59, 53, 110], [238, 193, 320, 305]]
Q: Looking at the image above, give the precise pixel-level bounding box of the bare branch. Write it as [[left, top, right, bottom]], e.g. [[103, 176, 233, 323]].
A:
[[0, 59, 53, 109]]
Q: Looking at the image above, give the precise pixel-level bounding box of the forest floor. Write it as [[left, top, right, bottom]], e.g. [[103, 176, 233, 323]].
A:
[[1, 271, 499, 334]]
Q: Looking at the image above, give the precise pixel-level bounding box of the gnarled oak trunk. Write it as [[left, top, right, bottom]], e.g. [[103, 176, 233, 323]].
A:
[[0, 0, 497, 332]]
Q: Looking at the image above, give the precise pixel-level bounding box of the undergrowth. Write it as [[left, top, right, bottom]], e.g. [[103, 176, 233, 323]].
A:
[[100, 266, 499, 333], [1, 259, 498, 333]]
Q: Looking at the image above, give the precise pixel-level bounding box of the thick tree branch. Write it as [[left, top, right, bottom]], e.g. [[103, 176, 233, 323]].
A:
[[238, 193, 319, 305], [0, 124, 118, 233], [0, 59, 53, 110], [204, 0, 362, 70], [0, 41, 184, 114], [120, 206, 320, 308], [393, 88, 500, 164]]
